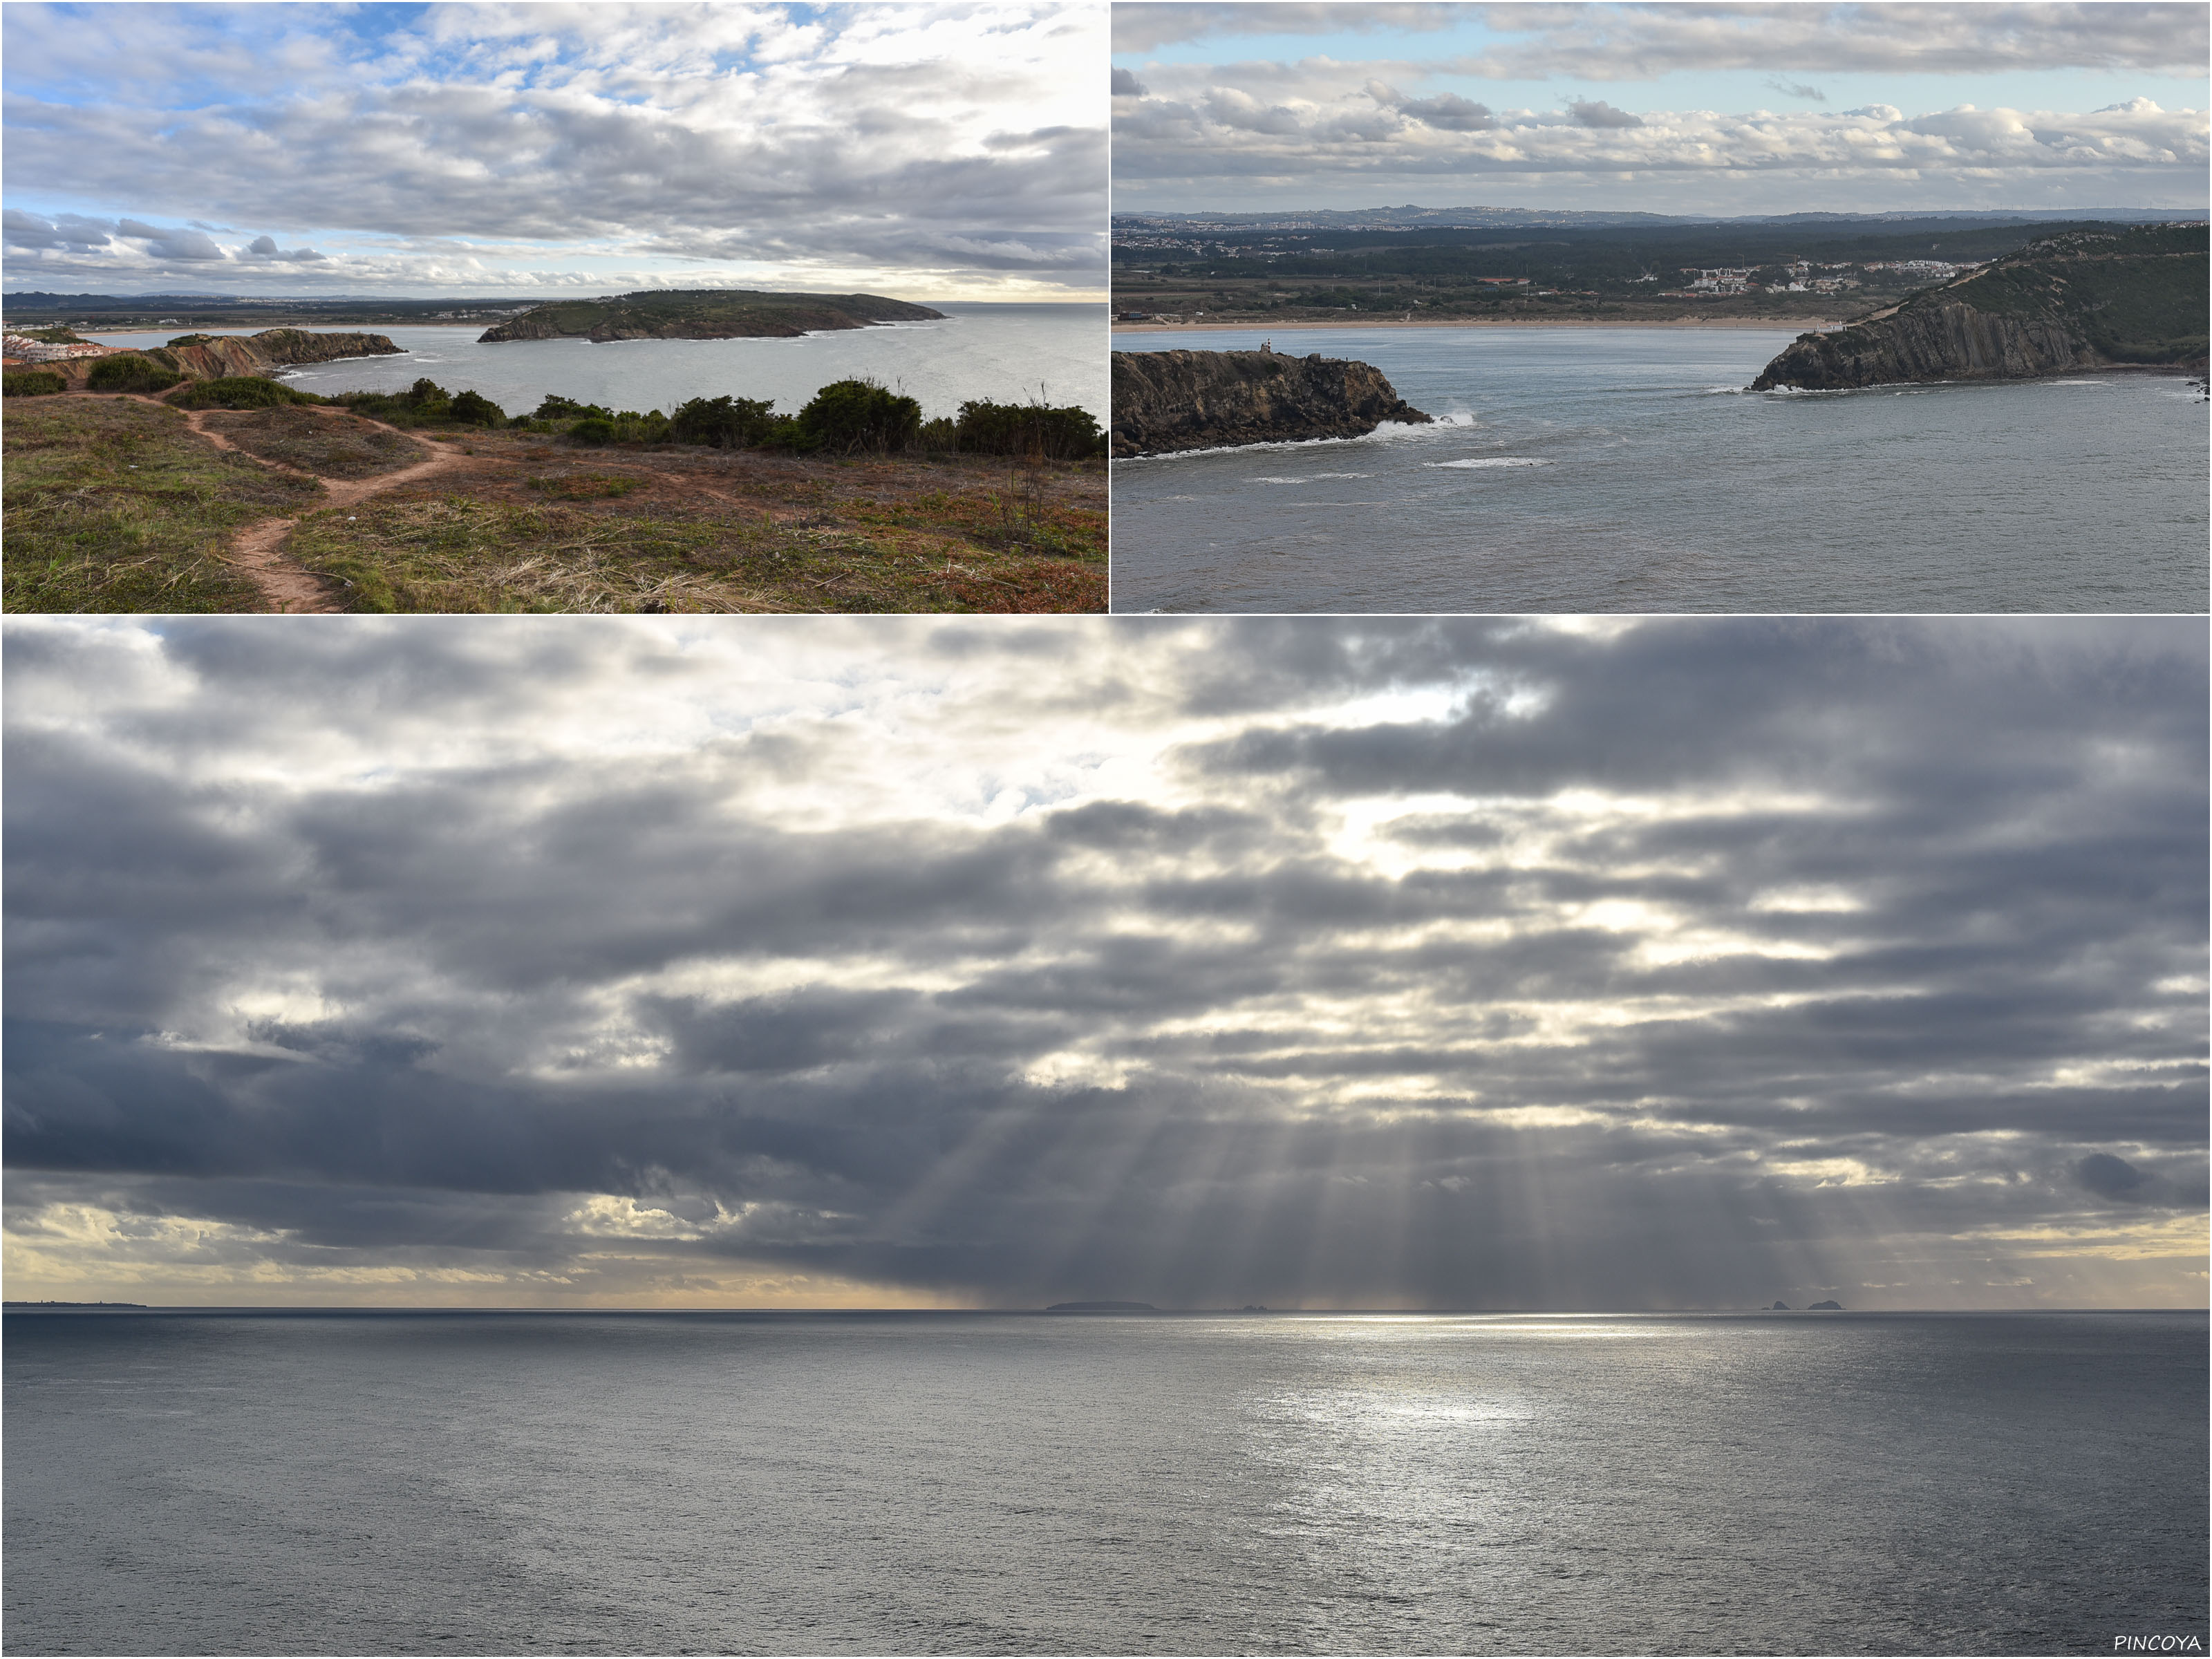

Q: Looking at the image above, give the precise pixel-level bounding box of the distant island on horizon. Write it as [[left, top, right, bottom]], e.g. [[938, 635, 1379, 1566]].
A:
[[477, 288, 947, 344]]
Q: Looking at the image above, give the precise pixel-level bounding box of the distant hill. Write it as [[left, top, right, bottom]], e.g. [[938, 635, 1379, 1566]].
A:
[[1752, 222, 2207, 388], [480, 289, 945, 343]]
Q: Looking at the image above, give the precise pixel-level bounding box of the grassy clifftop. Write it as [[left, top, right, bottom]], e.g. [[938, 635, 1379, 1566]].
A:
[[1949, 223, 2208, 364], [1752, 222, 2206, 389], [480, 290, 946, 343]]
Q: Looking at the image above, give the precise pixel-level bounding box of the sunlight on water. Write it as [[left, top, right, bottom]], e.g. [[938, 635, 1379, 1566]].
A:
[[5, 1310, 2202, 1653]]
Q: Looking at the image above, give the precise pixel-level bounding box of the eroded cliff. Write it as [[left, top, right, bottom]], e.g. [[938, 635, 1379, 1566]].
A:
[[1753, 224, 2206, 391], [1112, 349, 1431, 458], [75, 329, 402, 385]]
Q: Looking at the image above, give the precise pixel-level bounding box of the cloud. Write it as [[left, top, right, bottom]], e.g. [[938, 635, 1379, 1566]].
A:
[[1111, 66, 2211, 212], [1766, 76, 1826, 102], [1458, 1, 2211, 80], [1113, 66, 1148, 97], [3, 617, 2204, 1310], [1368, 82, 1496, 131], [1112, 1, 2209, 73], [1567, 97, 1643, 129], [1114, 3, 1468, 54], [1, 2, 1107, 298]]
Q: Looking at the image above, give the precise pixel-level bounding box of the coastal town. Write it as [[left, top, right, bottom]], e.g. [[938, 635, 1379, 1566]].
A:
[[1107, 209, 2053, 326]]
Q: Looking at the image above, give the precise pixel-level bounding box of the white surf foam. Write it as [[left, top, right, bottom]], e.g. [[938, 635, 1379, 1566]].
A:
[[1424, 457, 1553, 470]]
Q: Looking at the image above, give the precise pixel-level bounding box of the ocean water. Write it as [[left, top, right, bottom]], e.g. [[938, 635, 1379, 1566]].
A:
[[84, 303, 1107, 423], [1107, 327, 2208, 614], [6, 1309, 2204, 1656]]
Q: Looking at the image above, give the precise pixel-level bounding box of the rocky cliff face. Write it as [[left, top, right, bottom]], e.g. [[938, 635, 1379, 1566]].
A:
[[1112, 349, 1431, 457], [141, 330, 402, 382], [1752, 225, 2206, 389], [1751, 302, 2091, 391]]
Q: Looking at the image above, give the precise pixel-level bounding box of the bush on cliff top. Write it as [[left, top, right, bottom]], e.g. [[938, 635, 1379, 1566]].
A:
[[167, 377, 330, 410], [3, 369, 66, 397], [798, 378, 921, 455], [336, 377, 507, 429], [948, 399, 1105, 460], [84, 354, 183, 393]]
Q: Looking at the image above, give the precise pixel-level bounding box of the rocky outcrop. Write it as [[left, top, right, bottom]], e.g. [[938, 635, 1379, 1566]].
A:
[[53, 329, 402, 386], [480, 290, 944, 343], [1112, 348, 1432, 457], [1751, 302, 2090, 390], [1754, 224, 2207, 389]]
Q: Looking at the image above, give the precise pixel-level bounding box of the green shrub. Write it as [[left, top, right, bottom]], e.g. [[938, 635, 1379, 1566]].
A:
[[668, 394, 782, 449], [166, 376, 328, 410], [569, 417, 615, 445], [531, 394, 615, 422], [337, 378, 511, 427], [449, 388, 507, 427], [951, 399, 1105, 460], [797, 378, 921, 454], [84, 354, 183, 393], [3, 369, 66, 397]]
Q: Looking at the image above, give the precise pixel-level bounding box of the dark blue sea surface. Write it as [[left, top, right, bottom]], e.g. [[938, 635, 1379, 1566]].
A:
[[1107, 326, 2209, 613], [6, 1310, 2204, 1655]]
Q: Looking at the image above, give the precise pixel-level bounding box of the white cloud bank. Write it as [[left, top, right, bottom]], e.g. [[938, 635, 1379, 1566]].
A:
[[3, 2, 1107, 298]]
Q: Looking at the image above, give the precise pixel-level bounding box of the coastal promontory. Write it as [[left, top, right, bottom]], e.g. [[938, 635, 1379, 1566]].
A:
[[1111, 348, 1432, 458], [479, 289, 946, 343], [1752, 223, 2207, 391]]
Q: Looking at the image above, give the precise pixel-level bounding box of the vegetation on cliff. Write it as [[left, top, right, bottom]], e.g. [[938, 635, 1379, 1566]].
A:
[[6, 388, 1105, 615], [478, 289, 946, 342], [1111, 349, 1430, 456], [2, 397, 319, 612], [1752, 223, 2207, 390], [335, 376, 1108, 460]]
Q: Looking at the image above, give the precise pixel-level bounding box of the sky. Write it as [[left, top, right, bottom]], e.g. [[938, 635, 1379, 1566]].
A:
[[1, 1, 1106, 301], [1110, 1, 2212, 216], [4, 616, 2204, 1312]]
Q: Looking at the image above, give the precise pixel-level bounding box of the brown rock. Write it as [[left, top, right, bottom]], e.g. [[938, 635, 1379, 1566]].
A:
[[1112, 349, 1431, 458]]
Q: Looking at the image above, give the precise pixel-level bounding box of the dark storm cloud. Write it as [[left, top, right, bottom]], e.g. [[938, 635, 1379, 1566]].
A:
[[4, 618, 2204, 1307]]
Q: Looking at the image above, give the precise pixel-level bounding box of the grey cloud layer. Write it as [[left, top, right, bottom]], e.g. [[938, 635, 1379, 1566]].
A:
[[5, 619, 2203, 1307], [1112, 3, 2210, 75]]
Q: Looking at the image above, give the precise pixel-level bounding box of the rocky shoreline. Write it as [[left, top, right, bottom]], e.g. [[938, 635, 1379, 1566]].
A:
[[1752, 225, 2206, 391], [1111, 348, 1430, 458], [8, 328, 404, 388]]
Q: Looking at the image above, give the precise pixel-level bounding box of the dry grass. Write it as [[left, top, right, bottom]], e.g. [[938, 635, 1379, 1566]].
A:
[[283, 434, 1107, 613], [199, 406, 424, 478], [3, 396, 320, 612]]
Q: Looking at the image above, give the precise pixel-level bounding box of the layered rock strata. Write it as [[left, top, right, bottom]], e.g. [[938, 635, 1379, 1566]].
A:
[[52, 329, 402, 386], [1751, 303, 2092, 390], [1112, 348, 1432, 458], [1753, 225, 2206, 390]]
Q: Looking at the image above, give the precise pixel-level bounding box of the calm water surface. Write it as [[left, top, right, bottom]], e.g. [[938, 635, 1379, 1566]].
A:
[[88, 303, 1107, 423], [6, 1310, 2204, 1656], [1107, 326, 2208, 613]]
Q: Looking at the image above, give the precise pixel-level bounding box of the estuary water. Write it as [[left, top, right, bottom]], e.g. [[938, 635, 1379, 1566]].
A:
[[86, 302, 1107, 423], [6, 1309, 2204, 1656], [1107, 326, 2208, 614]]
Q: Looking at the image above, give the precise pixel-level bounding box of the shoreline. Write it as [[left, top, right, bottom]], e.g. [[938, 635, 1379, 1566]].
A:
[[1112, 316, 1844, 335]]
